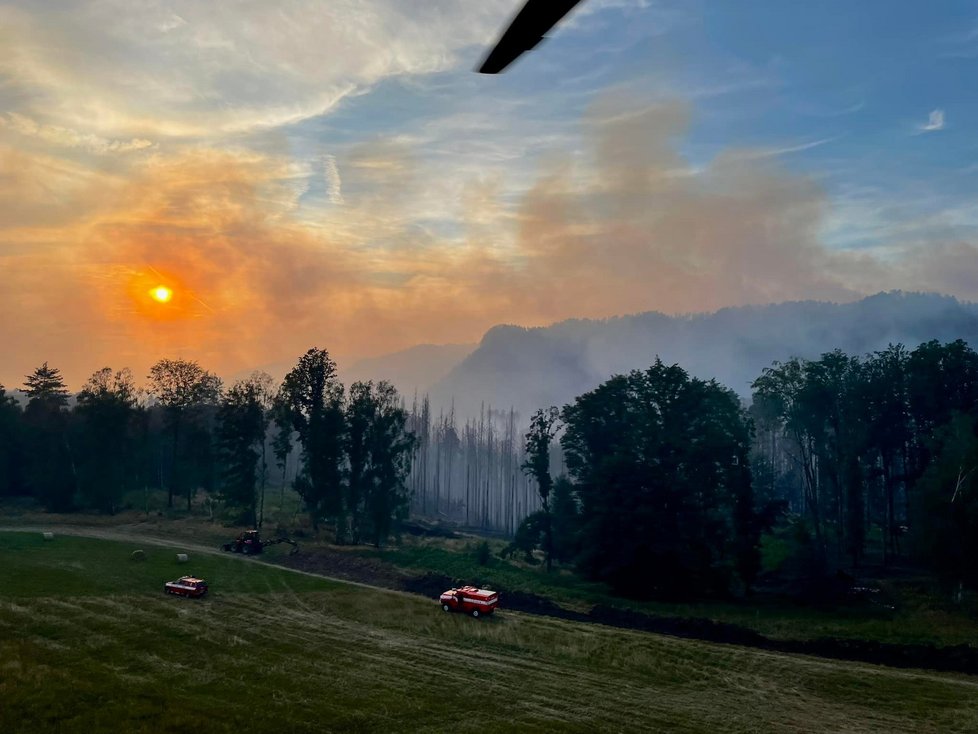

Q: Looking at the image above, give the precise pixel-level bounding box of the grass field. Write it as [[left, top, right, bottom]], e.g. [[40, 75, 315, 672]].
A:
[[2, 531, 978, 733], [355, 539, 978, 648]]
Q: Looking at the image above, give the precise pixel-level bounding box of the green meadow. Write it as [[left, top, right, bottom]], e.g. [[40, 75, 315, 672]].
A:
[[2, 530, 978, 733]]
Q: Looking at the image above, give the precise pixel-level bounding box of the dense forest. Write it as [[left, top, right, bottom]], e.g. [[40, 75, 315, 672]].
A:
[[0, 348, 414, 547], [2, 339, 978, 599]]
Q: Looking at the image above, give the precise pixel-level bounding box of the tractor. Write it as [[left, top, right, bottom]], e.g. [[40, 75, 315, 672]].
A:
[[221, 529, 299, 556]]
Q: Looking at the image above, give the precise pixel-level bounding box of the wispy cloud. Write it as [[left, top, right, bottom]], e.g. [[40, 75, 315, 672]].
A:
[[731, 136, 840, 161], [324, 155, 344, 206], [0, 0, 518, 139], [919, 108, 945, 132], [0, 113, 154, 154]]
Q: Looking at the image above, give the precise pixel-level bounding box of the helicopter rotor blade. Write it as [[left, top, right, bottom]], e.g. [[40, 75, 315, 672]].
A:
[[478, 0, 584, 74]]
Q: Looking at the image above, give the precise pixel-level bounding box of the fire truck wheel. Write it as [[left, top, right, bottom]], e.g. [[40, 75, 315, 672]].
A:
[[442, 604, 450, 612], [471, 609, 480, 618]]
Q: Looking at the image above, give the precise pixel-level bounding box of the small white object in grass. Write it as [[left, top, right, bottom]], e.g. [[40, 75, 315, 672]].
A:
[[130, 549, 146, 561], [42, 532, 54, 541], [176, 553, 189, 563]]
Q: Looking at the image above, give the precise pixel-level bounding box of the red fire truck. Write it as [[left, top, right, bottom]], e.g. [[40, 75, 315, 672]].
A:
[[439, 586, 499, 617], [164, 576, 208, 598]]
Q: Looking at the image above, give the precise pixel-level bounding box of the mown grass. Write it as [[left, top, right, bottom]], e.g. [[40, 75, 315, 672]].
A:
[[0, 532, 335, 597], [2, 531, 978, 733], [357, 537, 978, 648]]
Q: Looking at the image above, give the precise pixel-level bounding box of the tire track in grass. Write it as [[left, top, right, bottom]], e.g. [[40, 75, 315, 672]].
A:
[[6, 529, 978, 732], [4, 592, 976, 733]]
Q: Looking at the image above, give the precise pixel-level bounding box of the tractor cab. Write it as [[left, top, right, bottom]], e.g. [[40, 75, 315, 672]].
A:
[[221, 529, 299, 556], [223, 530, 263, 554]]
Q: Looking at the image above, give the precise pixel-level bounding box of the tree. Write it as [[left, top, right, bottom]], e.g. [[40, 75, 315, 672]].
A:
[[502, 510, 546, 563], [24, 363, 70, 407], [216, 378, 267, 527], [752, 358, 825, 558], [279, 348, 345, 529], [0, 384, 24, 497], [550, 475, 581, 564], [861, 345, 911, 564], [22, 363, 76, 511], [522, 406, 560, 571], [906, 340, 978, 485], [242, 371, 275, 527], [910, 413, 978, 596], [270, 392, 296, 512], [344, 381, 373, 543], [562, 360, 756, 598], [146, 359, 222, 510], [360, 381, 416, 546], [74, 367, 139, 512], [800, 351, 865, 565]]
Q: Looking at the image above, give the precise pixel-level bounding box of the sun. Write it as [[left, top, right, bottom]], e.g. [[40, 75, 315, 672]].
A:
[[150, 285, 173, 303]]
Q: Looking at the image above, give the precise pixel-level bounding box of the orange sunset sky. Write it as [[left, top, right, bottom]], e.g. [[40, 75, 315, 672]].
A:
[[3, 1, 978, 390]]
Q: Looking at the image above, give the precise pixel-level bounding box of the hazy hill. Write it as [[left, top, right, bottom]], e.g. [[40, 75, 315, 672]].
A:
[[340, 343, 476, 398], [424, 292, 978, 419]]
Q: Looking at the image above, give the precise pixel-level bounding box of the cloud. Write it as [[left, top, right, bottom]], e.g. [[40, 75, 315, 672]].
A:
[[727, 136, 840, 161], [0, 113, 154, 154], [323, 155, 345, 206], [3, 93, 978, 390], [919, 108, 945, 132], [0, 0, 518, 139]]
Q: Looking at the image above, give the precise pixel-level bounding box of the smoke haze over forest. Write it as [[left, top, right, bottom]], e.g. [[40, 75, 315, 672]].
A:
[[347, 291, 978, 418]]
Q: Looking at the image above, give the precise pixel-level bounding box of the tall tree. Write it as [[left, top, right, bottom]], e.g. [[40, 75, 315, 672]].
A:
[[22, 363, 76, 511], [522, 406, 560, 571], [344, 381, 374, 543], [801, 351, 865, 564], [550, 475, 581, 564], [216, 378, 269, 527], [910, 413, 978, 596], [861, 345, 911, 564], [907, 339, 978, 484], [74, 367, 139, 513], [752, 358, 825, 558], [361, 381, 416, 546], [0, 384, 24, 497], [245, 371, 275, 527], [279, 348, 345, 529], [562, 360, 756, 598], [270, 392, 296, 511], [146, 359, 222, 510]]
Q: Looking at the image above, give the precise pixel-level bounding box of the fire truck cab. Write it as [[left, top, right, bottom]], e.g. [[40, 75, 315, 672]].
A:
[[439, 586, 499, 617]]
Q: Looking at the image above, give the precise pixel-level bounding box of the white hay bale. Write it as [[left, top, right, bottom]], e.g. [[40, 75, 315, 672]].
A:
[[42, 532, 54, 541], [130, 549, 146, 562], [176, 553, 189, 563]]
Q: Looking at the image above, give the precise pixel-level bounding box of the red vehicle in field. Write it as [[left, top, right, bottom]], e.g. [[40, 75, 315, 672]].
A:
[[439, 586, 499, 617], [164, 576, 208, 598]]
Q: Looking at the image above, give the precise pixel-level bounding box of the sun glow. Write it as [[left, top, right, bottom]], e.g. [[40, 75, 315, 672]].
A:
[[150, 285, 173, 303]]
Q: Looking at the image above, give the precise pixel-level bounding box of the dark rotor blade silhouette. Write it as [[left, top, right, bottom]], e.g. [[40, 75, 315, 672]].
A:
[[478, 0, 584, 74]]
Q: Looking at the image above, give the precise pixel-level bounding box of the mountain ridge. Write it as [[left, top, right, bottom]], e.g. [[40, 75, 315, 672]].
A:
[[419, 291, 978, 419]]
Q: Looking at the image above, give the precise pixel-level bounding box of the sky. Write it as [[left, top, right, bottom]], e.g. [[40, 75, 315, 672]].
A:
[[2, 0, 978, 390]]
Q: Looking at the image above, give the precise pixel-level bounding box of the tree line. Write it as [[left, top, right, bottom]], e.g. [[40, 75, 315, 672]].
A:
[[0, 348, 414, 546], [506, 340, 978, 600], [3, 338, 977, 598], [750, 340, 978, 592]]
